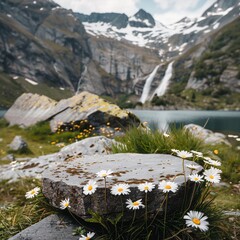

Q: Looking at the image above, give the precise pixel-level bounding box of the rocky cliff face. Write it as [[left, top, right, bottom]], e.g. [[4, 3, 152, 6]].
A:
[[0, 0, 161, 107], [0, 0, 91, 91], [0, 0, 239, 109]]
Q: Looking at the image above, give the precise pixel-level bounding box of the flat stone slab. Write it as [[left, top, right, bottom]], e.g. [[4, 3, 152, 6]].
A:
[[0, 136, 115, 181], [42, 153, 202, 218], [9, 214, 79, 240]]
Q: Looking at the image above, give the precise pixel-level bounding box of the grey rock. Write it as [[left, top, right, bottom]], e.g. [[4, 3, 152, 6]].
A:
[[42, 153, 202, 219], [5, 92, 140, 132], [6, 154, 15, 161], [59, 136, 116, 158], [8, 136, 28, 151], [0, 136, 116, 181], [9, 214, 79, 240], [4, 94, 57, 127], [184, 124, 231, 146]]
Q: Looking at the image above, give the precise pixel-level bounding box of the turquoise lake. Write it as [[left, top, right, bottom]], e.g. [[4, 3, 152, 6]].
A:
[[131, 110, 240, 134]]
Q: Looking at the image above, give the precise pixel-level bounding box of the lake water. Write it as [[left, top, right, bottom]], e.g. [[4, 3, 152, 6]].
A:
[[131, 110, 240, 134], [1, 109, 240, 133], [0, 110, 6, 118]]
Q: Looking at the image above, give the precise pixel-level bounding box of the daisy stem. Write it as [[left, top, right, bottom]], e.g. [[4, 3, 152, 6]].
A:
[[148, 193, 168, 227], [104, 177, 107, 212], [184, 182, 196, 215], [67, 208, 82, 226], [163, 193, 168, 239], [145, 192, 148, 227], [164, 227, 189, 240], [182, 158, 186, 183], [181, 158, 187, 212], [130, 210, 136, 228]]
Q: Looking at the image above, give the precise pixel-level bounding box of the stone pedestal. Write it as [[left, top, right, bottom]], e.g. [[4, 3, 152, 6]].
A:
[[42, 153, 202, 218]]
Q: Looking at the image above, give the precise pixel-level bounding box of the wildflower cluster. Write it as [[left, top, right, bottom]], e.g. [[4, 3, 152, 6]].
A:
[[25, 147, 223, 239], [171, 149, 222, 184]]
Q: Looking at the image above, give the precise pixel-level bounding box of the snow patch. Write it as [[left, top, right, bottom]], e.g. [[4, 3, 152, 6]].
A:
[[213, 22, 220, 29], [25, 78, 38, 85]]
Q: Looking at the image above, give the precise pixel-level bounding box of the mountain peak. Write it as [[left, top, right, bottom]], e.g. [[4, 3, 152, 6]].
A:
[[129, 8, 155, 28]]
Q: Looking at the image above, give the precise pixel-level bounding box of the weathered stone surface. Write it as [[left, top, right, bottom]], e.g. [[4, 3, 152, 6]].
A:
[[4, 94, 57, 127], [4, 92, 140, 132], [49, 91, 140, 132], [184, 124, 231, 146], [8, 136, 28, 151], [5, 154, 15, 161], [0, 136, 116, 181], [59, 136, 116, 158], [9, 214, 79, 240], [42, 153, 202, 218]]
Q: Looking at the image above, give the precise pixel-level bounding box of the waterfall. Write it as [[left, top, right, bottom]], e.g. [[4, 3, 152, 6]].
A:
[[139, 65, 160, 104], [151, 61, 174, 99], [76, 65, 87, 95]]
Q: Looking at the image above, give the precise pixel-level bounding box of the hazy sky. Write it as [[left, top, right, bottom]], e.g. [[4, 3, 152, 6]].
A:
[[54, 0, 216, 24]]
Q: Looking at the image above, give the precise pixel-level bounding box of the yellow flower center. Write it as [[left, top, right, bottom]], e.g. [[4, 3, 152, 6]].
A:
[[88, 185, 93, 191], [118, 188, 123, 192], [194, 177, 199, 181], [133, 201, 139, 206], [86, 237, 90, 240], [192, 218, 201, 225], [165, 185, 172, 189], [209, 175, 214, 179], [144, 186, 149, 190], [102, 173, 107, 177], [30, 190, 36, 195], [64, 202, 69, 207]]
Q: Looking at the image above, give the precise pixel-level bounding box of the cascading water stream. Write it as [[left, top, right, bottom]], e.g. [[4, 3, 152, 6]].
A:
[[139, 65, 160, 104], [151, 61, 174, 99]]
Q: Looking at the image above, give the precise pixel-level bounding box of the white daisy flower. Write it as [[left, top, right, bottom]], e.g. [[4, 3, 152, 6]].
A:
[[138, 182, 155, 193], [163, 132, 170, 137], [171, 149, 179, 153], [126, 199, 145, 210], [25, 187, 41, 199], [79, 232, 95, 240], [203, 167, 221, 183], [207, 159, 221, 167], [83, 180, 98, 195], [184, 210, 209, 232], [177, 150, 193, 159], [186, 164, 200, 170], [190, 150, 203, 157], [188, 174, 204, 183], [96, 169, 113, 178], [111, 183, 130, 195], [158, 180, 178, 193], [60, 198, 70, 209]]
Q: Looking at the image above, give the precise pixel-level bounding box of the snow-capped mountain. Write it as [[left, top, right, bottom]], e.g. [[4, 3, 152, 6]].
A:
[[75, 0, 240, 60]]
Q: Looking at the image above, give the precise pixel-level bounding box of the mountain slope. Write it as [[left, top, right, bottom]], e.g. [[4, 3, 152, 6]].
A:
[[152, 17, 240, 110], [77, 0, 240, 61], [0, 0, 161, 108]]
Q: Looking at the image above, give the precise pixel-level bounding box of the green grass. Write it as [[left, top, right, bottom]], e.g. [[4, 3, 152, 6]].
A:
[[112, 126, 240, 184], [0, 178, 55, 240], [0, 120, 59, 159]]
